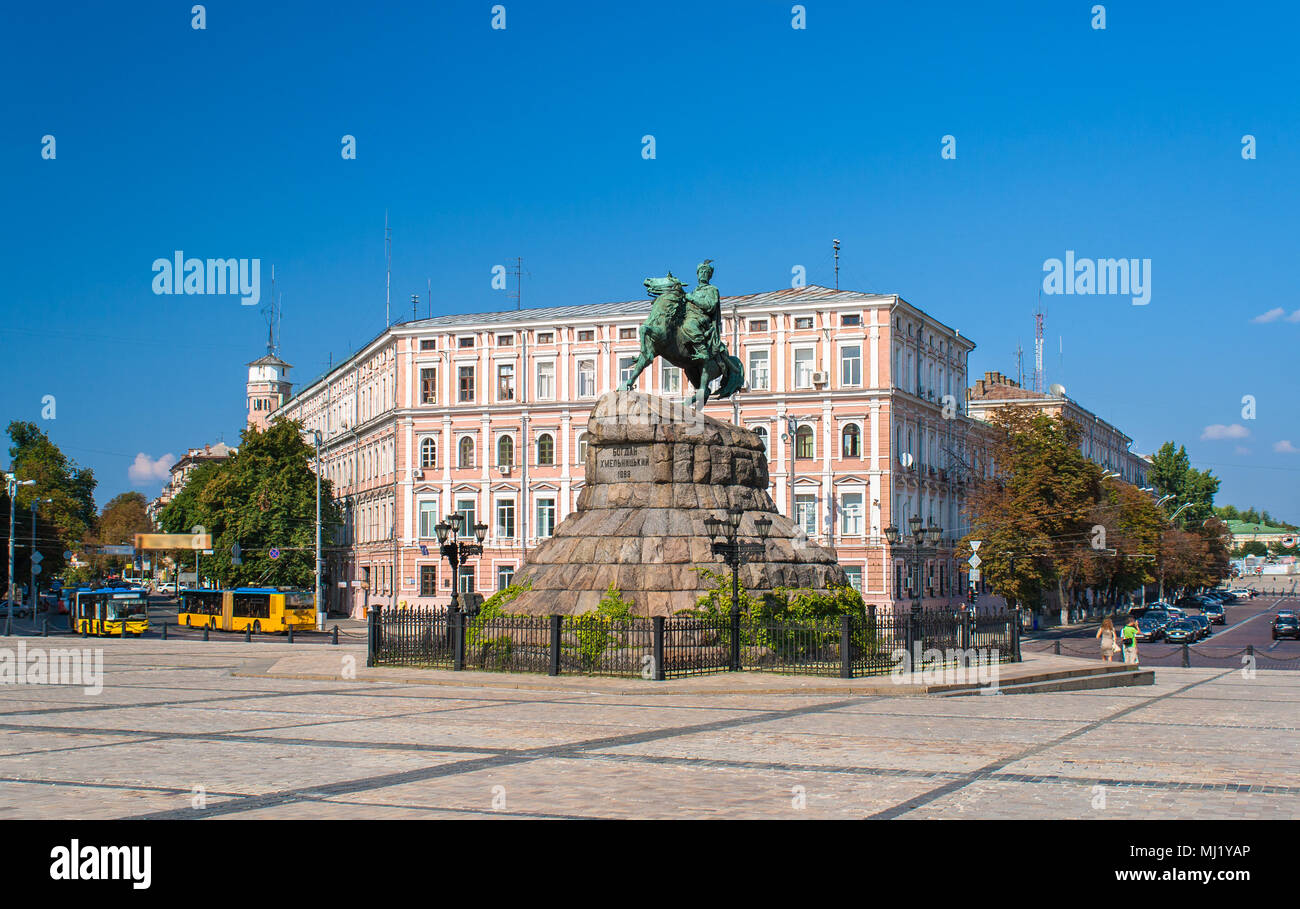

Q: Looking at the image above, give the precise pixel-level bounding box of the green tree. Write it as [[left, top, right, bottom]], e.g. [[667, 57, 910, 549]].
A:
[[1149, 442, 1219, 528], [90, 492, 153, 574], [3, 421, 97, 592], [169, 420, 340, 588]]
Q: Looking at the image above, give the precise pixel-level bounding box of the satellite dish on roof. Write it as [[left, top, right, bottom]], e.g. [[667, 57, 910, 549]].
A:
[[899, 452, 915, 469], [1049, 383, 1067, 397]]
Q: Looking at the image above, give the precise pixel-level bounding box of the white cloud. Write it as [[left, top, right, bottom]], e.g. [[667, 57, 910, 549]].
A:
[[128, 452, 175, 486], [1200, 424, 1249, 440], [1234, 446, 1251, 455], [1274, 440, 1300, 454], [1252, 308, 1285, 323], [1288, 310, 1300, 323]]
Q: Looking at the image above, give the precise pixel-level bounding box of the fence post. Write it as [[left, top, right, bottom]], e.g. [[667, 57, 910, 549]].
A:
[[331, 625, 339, 645], [161, 622, 167, 640], [729, 608, 741, 672], [1053, 639, 1061, 656], [1011, 608, 1022, 662], [549, 615, 562, 676], [42, 618, 48, 637], [452, 608, 465, 671], [287, 623, 294, 644], [1181, 642, 1190, 668], [366, 605, 380, 667], [202, 625, 209, 642], [961, 609, 972, 651], [652, 616, 665, 681], [245, 625, 251, 642], [840, 614, 853, 679]]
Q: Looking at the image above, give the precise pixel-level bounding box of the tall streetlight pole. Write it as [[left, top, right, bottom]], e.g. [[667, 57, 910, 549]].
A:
[[5, 473, 36, 630], [304, 430, 324, 631], [703, 508, 772, 671], [30, 497, 51, 613], [884, 515, 943, 614], [434, 512, 487, 616]]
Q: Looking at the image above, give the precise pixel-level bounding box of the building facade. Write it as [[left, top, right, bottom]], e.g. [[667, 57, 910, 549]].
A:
[[267, 285, 990, 617], [146, 442, 237, 526]]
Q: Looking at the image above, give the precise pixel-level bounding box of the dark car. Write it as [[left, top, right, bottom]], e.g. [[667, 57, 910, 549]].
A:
[[1135, 618, 1165, 642], [1200, 601, 1226, 624], [1142, 609, 1171, 628], [1165, 621, 1199, 644], [1186, 614, 1212, 639], [1274, 615, 1300, 641]]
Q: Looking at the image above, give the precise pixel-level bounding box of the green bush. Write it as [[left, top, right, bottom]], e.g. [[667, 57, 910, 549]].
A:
[[565, 583, 637, 669]]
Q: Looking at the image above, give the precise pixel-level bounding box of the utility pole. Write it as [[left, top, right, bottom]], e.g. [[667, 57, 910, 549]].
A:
[[6, 472, 35, 627], [312, 430, 324, 630]]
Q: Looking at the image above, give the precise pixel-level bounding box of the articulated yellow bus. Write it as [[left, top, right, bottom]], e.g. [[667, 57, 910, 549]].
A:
[[73, 587, 150, 636], [179, 588, 316, 634]]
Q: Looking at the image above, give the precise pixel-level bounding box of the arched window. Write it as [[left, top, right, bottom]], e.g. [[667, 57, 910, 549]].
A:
[[578, 431, 591, 464], [458, 436, 475, 469], [842, 423, 861, 459], [536, 433, 554, 466], [752, 425, 769, 457], [795, 425, 815, 459], [420, 437, 436, 469], [497, 435, 514, 467]]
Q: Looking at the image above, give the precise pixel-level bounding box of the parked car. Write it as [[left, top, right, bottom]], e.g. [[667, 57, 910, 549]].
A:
[[1273, 614, 1300, 641], [1135, 618, 1165, 642], [1186, 614, 1212, 639], [1200, 601, 1226, 625], [1164, 621, 1199, 644]]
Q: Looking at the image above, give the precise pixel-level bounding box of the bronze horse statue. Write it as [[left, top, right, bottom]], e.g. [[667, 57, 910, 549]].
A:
[[620, 264, 744, 409]]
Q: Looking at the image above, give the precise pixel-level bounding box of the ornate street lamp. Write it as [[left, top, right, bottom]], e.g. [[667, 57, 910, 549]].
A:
[[704, 508, 773, 671], [435, 512, 488, 616], [883, 515, 945, 615]]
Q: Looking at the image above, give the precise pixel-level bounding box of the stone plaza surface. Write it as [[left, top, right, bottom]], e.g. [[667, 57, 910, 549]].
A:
[[0, 638, 1296, 819]]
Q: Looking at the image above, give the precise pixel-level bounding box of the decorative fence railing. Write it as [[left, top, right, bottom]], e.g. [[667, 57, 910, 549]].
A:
[[369, 606, 1021, 681], [1022, 638, 1300, 670]]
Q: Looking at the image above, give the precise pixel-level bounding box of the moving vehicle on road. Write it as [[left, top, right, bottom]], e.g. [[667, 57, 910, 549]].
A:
[[1199, 601, 1226, 624], [1135, 618, 1165, 642], [72, 586, 149, 636], [1273, 614, 1300, 641], [1185, 614, 1212, 639], [1164, 621, 1199, 644], [178, 588, 316, 634]]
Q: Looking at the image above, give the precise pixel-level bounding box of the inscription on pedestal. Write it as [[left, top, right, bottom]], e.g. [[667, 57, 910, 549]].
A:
[[594, 444, 651, 483]]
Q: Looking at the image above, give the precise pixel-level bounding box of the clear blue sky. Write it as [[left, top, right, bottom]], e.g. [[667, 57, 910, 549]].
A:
[[3, 1, 1298, 518]]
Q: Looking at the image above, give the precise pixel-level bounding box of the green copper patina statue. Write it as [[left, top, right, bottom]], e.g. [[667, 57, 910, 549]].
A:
[[621, 260, 745, 408]]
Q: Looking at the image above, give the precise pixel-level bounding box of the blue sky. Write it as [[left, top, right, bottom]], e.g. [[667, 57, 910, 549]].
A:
[[3, 1, 1298, 517]]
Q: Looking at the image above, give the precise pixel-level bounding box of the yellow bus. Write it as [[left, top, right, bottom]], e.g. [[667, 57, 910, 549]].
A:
[[73, 587, 149, 636], [179, 588, 316, 634]]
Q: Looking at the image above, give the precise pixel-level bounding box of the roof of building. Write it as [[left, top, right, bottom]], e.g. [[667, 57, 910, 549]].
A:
[[1225, 520, 1293, 535], [397, 285, 894, 330], [248, 354, 292, 368]]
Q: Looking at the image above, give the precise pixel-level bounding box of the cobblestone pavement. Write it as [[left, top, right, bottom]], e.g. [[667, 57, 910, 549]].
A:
[[0, 639, 1296, 819]]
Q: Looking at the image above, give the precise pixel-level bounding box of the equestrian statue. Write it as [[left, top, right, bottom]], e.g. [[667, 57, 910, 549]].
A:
[[620, 260, 745, 409]]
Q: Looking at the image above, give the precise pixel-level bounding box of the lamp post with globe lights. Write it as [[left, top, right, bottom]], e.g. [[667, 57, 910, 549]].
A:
[[434, 512, 489, 617], [703, 507, 773, 671]]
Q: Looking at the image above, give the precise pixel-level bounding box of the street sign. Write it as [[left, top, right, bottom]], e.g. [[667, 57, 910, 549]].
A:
[[32, 564, 41, 576], [202, 549, 214, 556], [62, 550, 73, 560], [969, 540, 982, 552], [419, 544, 429, 556], [135, 533, 211, 550], [31, 551, 43, 565], [269, 547, 281, 560], [968, 553, 982, 569], [99, 545, 135, 556], [231, 541, 242, 566], [969, 568, 981, 582]]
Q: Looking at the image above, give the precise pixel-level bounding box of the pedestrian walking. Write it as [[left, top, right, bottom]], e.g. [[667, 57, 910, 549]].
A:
[[1120, 617, 1139, 665], [1096, 618, 1119, 662]]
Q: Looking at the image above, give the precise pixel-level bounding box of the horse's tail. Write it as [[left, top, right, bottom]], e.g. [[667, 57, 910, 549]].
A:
[[717, 354, 745, 398]]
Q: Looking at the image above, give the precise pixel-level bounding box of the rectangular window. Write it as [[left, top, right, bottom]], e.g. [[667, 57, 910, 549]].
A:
[[458, 336, 475, 348], [497, 362, 515, 401], [795, 494, 817, 537], [747, 349, 770, 391], [840, 492, 864, 536], [577, 359, 596, 397], [661, 365, 681, 394], [618, 355, 637, 388], [458, 565, 475, 594], [420, 565, 437, 597], [497, 565, 515, 591], [418, 500, 438, 538], [457, 365, 475, 402], [496, 334, 514, 346], [496, 499, 515, 539], [841, 313, 861, 327], [618, 327, 637, 340], [536, 331, 554, 344], [536, 361, 555, 400], [794, 348, 815, 389], [456, 498, 476, 538], [420, 367, 437, 404], [577, 329, 595, 342], [794, 316, 814, 330], [841, 345, 862, 387], [536, 498, 556, 539], [748, 319, 768, 332], [419, 338, 436, 351], [843, 565, 863, 592]]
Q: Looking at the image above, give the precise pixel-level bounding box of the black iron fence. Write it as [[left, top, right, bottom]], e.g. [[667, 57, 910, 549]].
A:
[[369, 605, 1021, 681], [1023, 638, 1300, 670]]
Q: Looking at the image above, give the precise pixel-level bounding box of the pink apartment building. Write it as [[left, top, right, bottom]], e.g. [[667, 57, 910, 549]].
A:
[[258, 285, 988, 617]]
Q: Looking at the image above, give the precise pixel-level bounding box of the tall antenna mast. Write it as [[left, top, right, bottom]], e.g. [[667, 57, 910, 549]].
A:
[[410, 293, 419, 323], [385, 211, 392, 326], [427, 277, 432, 319], [1033, 296, 1046, 394], [510, 257, 523, 310], [267, 265, 276, 356], [832, 238, 840, 290], [1014, 342, 1024, 387]]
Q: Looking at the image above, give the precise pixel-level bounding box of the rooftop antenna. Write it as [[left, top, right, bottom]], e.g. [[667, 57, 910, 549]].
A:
[[384, 211, 392, 327], [427, 277, 432, 319], [509, 257, 529, 310], [1033, 295, 1046, 394], [410, 293, 419, 323], [832, 238, 840, 290], [1014, 341, 1024, 387]]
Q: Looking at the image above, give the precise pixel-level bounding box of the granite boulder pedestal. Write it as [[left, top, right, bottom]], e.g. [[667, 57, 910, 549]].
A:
[[506, 390, 849, 617]]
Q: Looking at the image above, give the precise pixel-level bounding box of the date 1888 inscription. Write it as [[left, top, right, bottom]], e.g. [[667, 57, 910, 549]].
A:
[[595, 445, 651, 483]]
